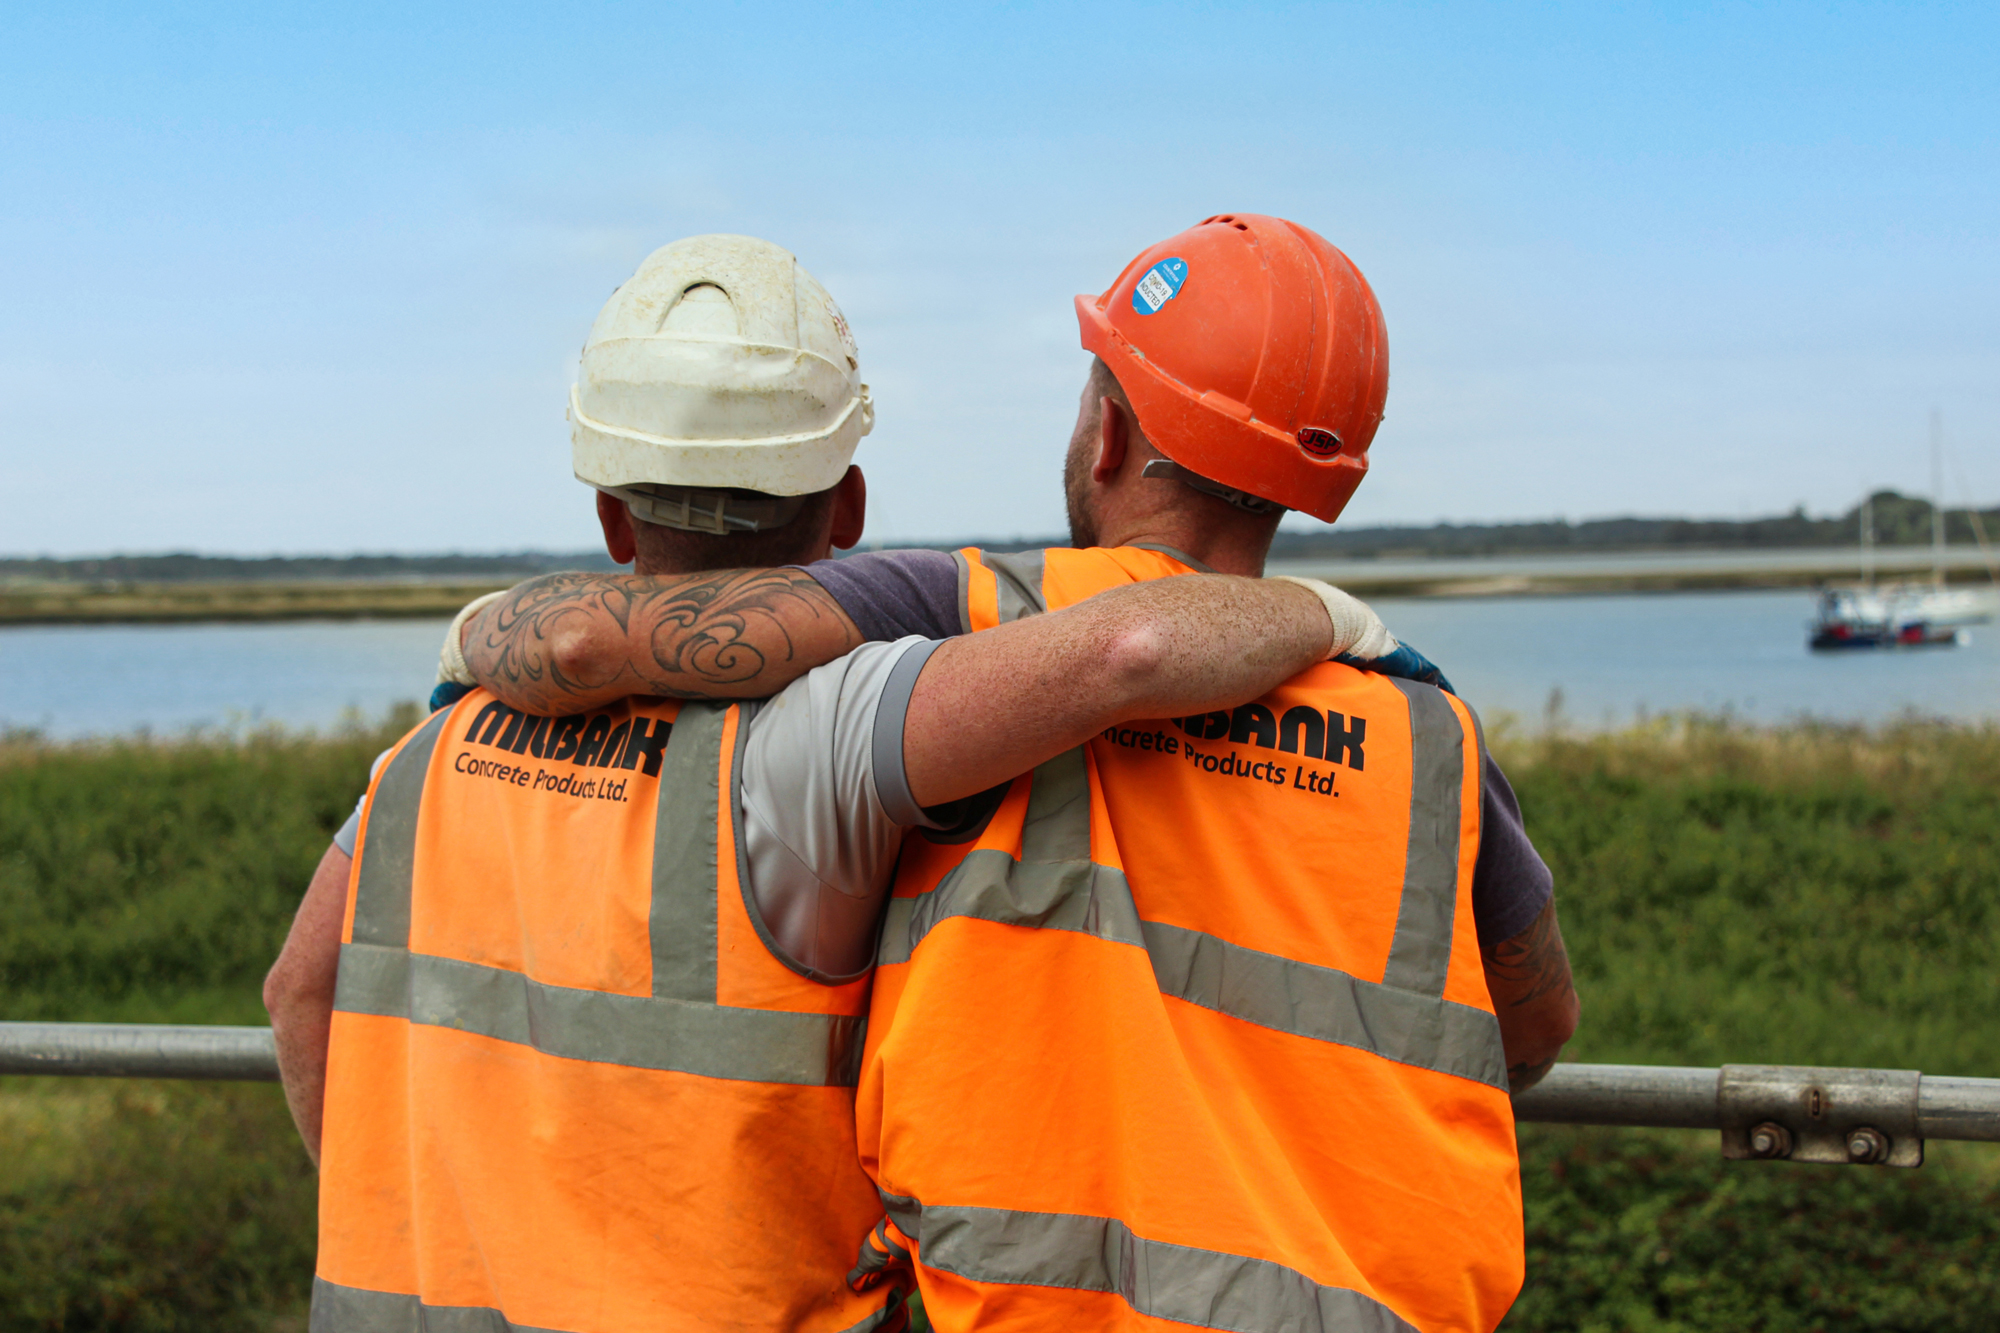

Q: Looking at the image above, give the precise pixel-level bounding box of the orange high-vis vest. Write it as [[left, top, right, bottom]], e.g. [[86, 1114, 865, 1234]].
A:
[[855, 546, 1522, 1333], [315, 691, 905, 1333]]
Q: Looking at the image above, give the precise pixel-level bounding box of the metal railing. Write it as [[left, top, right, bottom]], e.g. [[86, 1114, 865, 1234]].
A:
[[1513, 1062, 2000, 1166], [5, 1023, 1998, 1167], [0, 1021, 278, 1082]]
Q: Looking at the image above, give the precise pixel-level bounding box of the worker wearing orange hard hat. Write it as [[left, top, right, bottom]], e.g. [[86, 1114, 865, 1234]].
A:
[[1074, 210, 1387, 525], [444, 214, 1580, 1332]]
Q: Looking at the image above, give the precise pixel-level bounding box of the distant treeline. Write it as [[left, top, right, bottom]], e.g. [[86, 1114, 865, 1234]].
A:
[[6, 490, 1997, 581], [966, 489, 2000, 561], [1261, 489, 2000, 562], [0, 550, 622, 584]]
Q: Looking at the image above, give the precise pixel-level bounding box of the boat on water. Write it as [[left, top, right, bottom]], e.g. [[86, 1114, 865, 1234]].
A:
[[1809, 587, 1968, 649], [1809, 418, 2000, 651]]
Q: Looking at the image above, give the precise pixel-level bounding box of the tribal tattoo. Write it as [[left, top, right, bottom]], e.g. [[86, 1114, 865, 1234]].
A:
[[1481, 897, 1578, 1093], [462, 568, 862, 714]]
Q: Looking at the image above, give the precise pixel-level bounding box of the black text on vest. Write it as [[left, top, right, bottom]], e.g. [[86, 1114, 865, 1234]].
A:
[[462, 701, 673, 776], [1173, 705, 1365, 770]]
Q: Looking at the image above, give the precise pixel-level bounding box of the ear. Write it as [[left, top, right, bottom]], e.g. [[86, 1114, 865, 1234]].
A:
[[595, 491, 637, 565], [1092, 396, 1129, 484], [828, 465, 867, 551]]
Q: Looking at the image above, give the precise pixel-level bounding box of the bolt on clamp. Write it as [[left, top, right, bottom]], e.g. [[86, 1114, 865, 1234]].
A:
[[1719, 1065, 1924, 1168]]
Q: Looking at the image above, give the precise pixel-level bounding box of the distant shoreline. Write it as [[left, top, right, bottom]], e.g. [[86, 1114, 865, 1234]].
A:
[[4, 546, 1993, 625], [0, 581, 505, 626], [1270, 544, 1997, 602]]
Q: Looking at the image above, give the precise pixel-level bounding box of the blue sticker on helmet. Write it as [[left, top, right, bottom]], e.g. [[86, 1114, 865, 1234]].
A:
[[1131, 257, 1189, 315]]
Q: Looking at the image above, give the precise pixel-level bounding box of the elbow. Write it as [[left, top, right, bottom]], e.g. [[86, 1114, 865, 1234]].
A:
[[1096, 621, 1174, 711], [262, 961, 297, 1032], [548, 625, 609, 688], [1532, 989, 1582, 1061], [263, 952, 331, 1036], [1498, 989, 1580, 1094]]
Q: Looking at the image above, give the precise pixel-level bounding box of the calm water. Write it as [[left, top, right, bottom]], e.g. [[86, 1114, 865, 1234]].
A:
[[1374, 590, 1999, 727], [2, 590, 1996, 739], [1, 618, 452, 739]]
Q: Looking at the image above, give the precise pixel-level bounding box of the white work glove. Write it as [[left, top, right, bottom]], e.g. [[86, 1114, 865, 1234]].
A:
[[437, 590, 509, 686], [1269, 576, 1399, 661]]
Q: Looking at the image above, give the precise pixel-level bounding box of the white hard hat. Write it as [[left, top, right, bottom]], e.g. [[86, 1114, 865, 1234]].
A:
[[570, 235, 873, 513]]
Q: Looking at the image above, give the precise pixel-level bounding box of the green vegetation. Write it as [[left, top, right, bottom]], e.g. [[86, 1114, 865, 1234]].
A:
[[0, 713, 415, 1024], [1, 714, 1996, 1328], [0, 1082, 316, 1331], [1495, 718, 2000, 1330], [0, 714, 413, 1331]]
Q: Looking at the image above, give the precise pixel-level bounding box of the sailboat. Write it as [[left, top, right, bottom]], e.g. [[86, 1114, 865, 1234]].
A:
[[1810, 415, 2000, 650]]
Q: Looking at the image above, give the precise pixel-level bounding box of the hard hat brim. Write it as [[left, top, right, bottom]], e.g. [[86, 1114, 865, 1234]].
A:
[[570, 384, 873, 496], [1075, 294, 1368, 524]]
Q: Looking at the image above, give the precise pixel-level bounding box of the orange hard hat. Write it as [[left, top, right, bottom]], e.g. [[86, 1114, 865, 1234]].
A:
[[1075, 214, 1389, 524]]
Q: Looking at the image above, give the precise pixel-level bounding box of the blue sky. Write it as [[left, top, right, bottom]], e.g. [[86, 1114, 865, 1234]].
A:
[[3, 2, 1997, 556]]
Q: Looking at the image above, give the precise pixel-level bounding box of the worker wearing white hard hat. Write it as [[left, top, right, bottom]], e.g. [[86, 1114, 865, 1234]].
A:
[[572, 232, 876, 534], [265, 234, 1374, 1332]]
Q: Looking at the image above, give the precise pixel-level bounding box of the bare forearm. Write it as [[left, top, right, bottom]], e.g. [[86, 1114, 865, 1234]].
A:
[[271, 996, 332, 1169], [905, 576, 1332, 806], [1483, 898, 1581, 1093], [462, 569, 863, 713], [265, 843, 351, 1167]]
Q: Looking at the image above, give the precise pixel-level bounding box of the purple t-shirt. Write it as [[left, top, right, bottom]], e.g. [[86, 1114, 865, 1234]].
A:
[[803, 547, 1554, 947]]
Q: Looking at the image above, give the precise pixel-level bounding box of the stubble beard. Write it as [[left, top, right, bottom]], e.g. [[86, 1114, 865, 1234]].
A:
[[1063, 439, 1099, 549]]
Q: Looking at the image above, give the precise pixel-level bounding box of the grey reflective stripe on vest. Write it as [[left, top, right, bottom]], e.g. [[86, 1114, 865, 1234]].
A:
[[1127, 541, 1214, 573], [877, 750, 1143, 967], [350, 707, 454, 949], [337, 701, 862, 1086], [650, 703, 726, 1001], [1143, 921, 1505, 1088], [311, 1278, 574, 1333], [334, 943, 863, 1085], [310, 1277, 902, 1333], [879, 1201, 1418, 1333], [1378, 680, 1465, 996], [877, 686, 1504, 1088], [981, 548, 1049, 623]]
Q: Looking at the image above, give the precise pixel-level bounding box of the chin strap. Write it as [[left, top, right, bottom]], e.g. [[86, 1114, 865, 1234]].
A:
[[1140, 458, 1286, 516]]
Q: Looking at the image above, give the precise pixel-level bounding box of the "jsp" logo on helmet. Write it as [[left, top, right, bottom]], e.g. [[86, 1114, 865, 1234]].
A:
[[1296, 426, 1343, 457]]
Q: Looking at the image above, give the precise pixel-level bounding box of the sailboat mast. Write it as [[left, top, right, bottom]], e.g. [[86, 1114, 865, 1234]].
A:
[[1862, 494, 1874, 590], [1932, 408, 1946, 589]]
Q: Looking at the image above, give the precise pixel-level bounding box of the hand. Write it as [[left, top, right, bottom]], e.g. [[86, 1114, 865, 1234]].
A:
[[1268, 576, 1398, 660], [438, 591, 508, 687], [1336, 641, 1458, 696]]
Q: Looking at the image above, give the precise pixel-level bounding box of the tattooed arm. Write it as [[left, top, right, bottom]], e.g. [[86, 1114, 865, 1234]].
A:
[[460, 569, 863, 714], [1482, 897, 1581, 1093]]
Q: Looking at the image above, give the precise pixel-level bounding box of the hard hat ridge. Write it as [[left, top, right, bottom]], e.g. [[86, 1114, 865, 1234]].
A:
[[1075, 214, 1388, 524], [571, 234, 874, 510]]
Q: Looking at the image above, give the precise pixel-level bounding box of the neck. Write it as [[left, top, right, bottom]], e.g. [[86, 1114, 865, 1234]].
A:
[[1090, 512, 1274, 576]]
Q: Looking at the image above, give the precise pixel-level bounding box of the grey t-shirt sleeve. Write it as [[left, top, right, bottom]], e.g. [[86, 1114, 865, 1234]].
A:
[[1471, 752, 1553, 947], [332, 795, 365, 856], [797, 548, 963, 642], [736, 636, 943, 982], [330, 748, 395, 856]]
